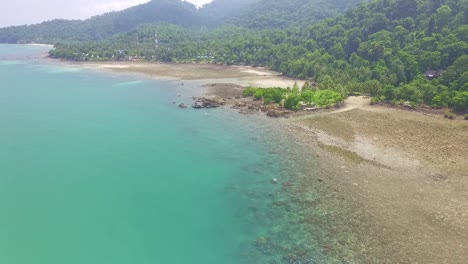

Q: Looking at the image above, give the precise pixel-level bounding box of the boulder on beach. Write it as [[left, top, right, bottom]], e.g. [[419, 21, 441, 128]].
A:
[[234, 101, 247, 107], [267, 109, 291, 118], [192, 97, 226, 109]]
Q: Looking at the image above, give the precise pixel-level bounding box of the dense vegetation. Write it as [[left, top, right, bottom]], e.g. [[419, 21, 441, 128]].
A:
[[2, 0, 467, 111], [231, 0, 364, 29], [199, 0, 260, 26], [243, 83, 344, 110]]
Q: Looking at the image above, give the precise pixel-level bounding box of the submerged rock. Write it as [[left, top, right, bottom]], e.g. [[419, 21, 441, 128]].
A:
[[238, 109, 257, 115], [248, 104, 261, 111]]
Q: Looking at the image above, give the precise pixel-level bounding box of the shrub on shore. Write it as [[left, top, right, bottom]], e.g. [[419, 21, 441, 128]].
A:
[[284, 94, 302, 110], [243, 87, 285, 103], [313, 90, 343, 107], [370, 96, 387, 105], [242, 87, 257, 97], [242, 86, 343, 110], [254, 90, 263, 100], [464, 114, 468, 120], [444, 110, 455, 119]]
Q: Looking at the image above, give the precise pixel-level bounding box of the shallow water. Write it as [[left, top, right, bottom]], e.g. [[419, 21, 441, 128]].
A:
[[0, 44, 342, 264]]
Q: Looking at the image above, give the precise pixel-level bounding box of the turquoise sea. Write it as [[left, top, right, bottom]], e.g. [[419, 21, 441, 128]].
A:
[[0, 45, 339, 263]]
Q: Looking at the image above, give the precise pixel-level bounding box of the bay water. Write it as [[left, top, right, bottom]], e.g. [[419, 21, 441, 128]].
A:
[[0, 45, 333, 263]]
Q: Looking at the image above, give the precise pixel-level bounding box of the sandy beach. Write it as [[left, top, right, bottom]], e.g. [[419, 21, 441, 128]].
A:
[[73, 61, 305, 88], [71, 60, 468, 262], [27, 43, 54, 47]]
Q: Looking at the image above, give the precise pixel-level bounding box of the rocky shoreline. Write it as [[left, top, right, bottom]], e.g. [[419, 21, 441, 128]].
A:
[[188, 94, 295, 118], [179, 83, 331, 119]]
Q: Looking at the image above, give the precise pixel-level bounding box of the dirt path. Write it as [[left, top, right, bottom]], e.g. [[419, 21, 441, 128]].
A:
[[333, 96, 372, 113], [293, 96, 371, 122]]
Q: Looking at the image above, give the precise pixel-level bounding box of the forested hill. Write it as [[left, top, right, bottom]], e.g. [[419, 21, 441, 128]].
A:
[[200, 0, 365, 29], [0, 0, 364, 43], [198, 0, 260, 26], [0, 0, 200, 43], [230, 0, 364, 29], [50, 0, 468, 111]]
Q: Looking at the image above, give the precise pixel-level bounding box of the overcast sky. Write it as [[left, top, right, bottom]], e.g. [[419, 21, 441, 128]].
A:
[[0, 0, 213, 27]]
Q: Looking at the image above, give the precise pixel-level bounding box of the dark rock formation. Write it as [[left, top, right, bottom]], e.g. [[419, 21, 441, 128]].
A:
[[192, 97, 226, 109], [234, 101, 247, 107], [266, 109, 291, 118]]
